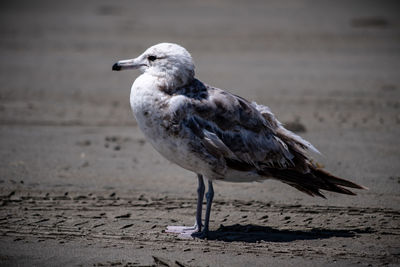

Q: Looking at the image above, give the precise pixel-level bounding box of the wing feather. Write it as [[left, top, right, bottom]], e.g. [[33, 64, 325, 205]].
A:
[[175, 79, 304, 171], [167, 79, 366, 196]]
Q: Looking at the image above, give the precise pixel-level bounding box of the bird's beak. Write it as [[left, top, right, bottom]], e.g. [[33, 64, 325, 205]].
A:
[[112, 58, 144, 71]]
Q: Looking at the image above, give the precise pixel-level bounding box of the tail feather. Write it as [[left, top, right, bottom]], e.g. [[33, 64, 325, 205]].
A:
[[264, 165, 366, 198], [312, 168, 368, 190], [290, 183, 327, 198]]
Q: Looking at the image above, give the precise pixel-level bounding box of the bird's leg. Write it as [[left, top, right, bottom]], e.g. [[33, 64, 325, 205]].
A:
[[165, 174, 205, 235], [191, 179, 214, 239], [195, 174, 205, 231]]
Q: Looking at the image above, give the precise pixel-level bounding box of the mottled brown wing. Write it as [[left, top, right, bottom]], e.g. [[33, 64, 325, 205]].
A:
[[179, 81, 296, 169]]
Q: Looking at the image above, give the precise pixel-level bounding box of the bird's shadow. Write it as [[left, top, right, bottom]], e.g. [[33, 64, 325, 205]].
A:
[[206, 224, 374, 243]]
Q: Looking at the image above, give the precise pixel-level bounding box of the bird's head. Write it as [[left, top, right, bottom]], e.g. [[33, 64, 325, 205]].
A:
[[113, 43, 195, 89]]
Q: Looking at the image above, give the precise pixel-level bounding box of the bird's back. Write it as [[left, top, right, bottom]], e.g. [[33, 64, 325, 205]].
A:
[[131, 76, 366, 196]]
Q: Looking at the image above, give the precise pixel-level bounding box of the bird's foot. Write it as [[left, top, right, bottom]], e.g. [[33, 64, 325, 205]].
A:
[[165, 225, 209, 239], [190, 229, 209, 239], [166, 224, 208, 239], [166, 225, 199, 234]]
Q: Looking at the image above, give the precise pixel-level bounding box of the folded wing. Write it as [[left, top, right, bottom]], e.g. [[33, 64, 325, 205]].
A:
[[171, 79, 366, 197]]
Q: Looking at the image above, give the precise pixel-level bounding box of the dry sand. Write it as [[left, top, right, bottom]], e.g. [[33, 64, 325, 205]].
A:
[[0, 0, 399, 266]]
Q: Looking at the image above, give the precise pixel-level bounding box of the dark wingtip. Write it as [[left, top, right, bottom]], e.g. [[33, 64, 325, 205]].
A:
[[313, 168, 368, 190], [112, 63, 121, 71]]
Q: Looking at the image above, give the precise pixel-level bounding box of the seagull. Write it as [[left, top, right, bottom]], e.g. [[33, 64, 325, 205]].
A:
[[112, 43, 366, 238]]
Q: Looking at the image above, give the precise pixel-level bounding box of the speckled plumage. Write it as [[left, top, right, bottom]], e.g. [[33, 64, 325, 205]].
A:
[[113, 43, 365, 238], [132, 76, 313, 182], [127, 44, 318, 184]]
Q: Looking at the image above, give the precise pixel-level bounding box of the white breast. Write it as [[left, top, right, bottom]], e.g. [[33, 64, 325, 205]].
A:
[[130, 74, 204, 174], [130, 74, 168, 143]]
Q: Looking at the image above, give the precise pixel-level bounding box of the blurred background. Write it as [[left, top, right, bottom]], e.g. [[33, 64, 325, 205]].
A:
[[0, 0, 399, 208]]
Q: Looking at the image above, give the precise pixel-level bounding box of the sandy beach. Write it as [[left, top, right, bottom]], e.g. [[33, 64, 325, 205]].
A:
[[0, 0, 399, 266]]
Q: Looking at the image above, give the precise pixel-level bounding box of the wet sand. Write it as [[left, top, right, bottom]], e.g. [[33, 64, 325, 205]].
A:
[[0, 0, 399, 266]]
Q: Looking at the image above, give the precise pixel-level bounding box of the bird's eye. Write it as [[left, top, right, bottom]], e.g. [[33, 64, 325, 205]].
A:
[[147, 55, 157, 61]]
